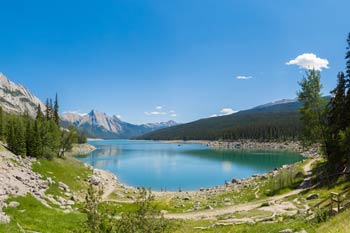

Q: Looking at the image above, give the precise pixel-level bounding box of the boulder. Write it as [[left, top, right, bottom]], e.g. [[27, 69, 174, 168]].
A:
[[90, 175, 101, 185], [8, 201, 20, 208], [306, 193, 319, 200], [0, 212, 10, 224], [58, 182, 69, 191], [279, 229, 293, 233]]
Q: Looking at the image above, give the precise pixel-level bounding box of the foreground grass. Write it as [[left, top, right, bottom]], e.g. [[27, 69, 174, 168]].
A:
[[2, 156, 350, 232], [32, 156, 92, 196], [317, 209, 350, 233], [2, 194, 86, 233]]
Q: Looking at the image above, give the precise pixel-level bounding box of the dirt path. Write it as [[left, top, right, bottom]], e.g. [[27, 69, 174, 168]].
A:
[[164, 159, 315, 220]]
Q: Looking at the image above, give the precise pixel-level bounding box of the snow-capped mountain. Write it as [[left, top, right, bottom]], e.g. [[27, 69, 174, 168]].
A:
[[61, 110, 179, 139], [0, 73, 45, 117]]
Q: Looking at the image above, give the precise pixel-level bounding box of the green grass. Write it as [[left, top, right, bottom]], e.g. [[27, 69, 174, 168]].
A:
[[32, 156, 92, 196], [317, 209, 350, 233], [3, 194, 86, 233]]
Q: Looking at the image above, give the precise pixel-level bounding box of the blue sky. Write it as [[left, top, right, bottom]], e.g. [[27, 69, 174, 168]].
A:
[[1, 0, 350, 124]]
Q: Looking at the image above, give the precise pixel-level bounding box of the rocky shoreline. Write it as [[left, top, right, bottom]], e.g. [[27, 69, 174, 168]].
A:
[[206, 141, 321, 158]]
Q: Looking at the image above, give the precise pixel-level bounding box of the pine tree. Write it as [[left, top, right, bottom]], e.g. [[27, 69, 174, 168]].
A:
[[328, 72, 347, 134], [297, 69, 329, 157], [6, 118, 15, 152], [345, 33, 350, 126], [53, 93, 60, 126], [15, 118, 26, 156], [45, 98, 51, 121], [33, 120, 43, 157], [36, 104, 44, 121]]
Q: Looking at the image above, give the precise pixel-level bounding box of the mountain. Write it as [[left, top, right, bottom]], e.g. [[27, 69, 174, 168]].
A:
[[0, 73, 45, 117], [135, 99, 303, 141], [61, 110, 179, 139]]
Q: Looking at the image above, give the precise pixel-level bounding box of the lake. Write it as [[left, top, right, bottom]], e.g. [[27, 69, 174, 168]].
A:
[[77, 140, 304, 191]]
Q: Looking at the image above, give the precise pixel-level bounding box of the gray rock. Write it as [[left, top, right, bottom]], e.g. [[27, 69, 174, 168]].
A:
[[8, 201, 20, 208], [306, 193, 319, 200], [0, 212, 10, 224], [90, 175, 101, 185], [279, 229, 293, 233], [58, 182, 69, 191]]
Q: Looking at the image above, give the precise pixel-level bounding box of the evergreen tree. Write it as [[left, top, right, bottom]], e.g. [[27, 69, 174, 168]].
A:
[[45, 98, 51, 121], [328, 72, 347, 132], [36, 104, 44, 121], [14, 118, 26, 156], [345, 33, 350, 126], [6, 118, 16, 152], [33, 120, 43, 157], [297, 70, 329, 157], [53, 93, 60, 126]]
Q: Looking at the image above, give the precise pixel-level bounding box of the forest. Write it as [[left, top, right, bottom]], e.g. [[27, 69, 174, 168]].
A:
[[0, 95, 86, 159]]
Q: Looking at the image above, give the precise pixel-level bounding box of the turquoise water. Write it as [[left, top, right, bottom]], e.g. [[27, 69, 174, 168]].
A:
[[77, 140, 304, 191]]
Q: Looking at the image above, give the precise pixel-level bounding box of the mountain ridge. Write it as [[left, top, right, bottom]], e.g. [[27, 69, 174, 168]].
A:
[[0, 73, 45, 117], [61, 110, 179, 139]]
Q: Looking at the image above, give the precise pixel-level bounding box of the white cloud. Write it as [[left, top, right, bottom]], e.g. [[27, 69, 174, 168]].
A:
[[116, 115, 122, 119], [155, 106, 163, 110], [170, 113, 177, 117], [208, 108, 238, 118], [63, 110, 87, 116], [286, 53, 329, 71], [144, 111, 167, 116], [220, 108, 238, 115], [236, 75, 253, 80]]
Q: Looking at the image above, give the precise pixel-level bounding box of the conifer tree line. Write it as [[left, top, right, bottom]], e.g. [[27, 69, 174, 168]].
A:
[[298, 33, 350, 171], [0, 94, 87, 159]]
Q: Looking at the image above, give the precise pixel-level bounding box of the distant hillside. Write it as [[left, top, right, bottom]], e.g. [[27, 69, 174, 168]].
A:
[[61, 110, 178, 139], [0, 73, 45, 117], [135, 100, 303, 141]]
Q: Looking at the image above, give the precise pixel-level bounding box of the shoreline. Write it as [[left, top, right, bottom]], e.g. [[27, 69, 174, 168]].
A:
[[149, 139, 320, 158], [72, 140, 319, 195]]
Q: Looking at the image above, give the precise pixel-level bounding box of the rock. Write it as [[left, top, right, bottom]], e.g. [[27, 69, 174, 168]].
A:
[[90, 175, 101, 185], [231, 178, 240, 184], [65, 192, 72, 198], [0, 212, 10, 224], [8, 201, 20, 208], [260, 202, 271, 207], [183, 197, 190, 201], [205, 205, 213, 210], [296, 229, 307, 233], [58, 182, 69, 191], [223, 198, 231, 202], [127, 195, 135, 200], [67, 200, 75, 206], [160, 210, 168, 215], [199, 187, 204, 192], [63, 209, 70, 214], [306, 193, 319, 200], [47, 177, 55, 185], [279, 229, 293, 233]]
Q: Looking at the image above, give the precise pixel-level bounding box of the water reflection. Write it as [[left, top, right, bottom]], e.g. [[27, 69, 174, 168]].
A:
[[77, 140, 304, 191]]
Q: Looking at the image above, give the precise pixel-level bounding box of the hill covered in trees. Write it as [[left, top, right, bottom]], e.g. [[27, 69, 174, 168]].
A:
[[135, 100, 303, 141]]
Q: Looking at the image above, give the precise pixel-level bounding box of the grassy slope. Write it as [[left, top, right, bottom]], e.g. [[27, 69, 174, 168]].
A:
[[1, 155, 350, 232]]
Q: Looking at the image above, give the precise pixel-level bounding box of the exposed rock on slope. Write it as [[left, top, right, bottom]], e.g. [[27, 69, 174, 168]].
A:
[[0, 73, 45, 117], [0, 147, 49, 223]]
